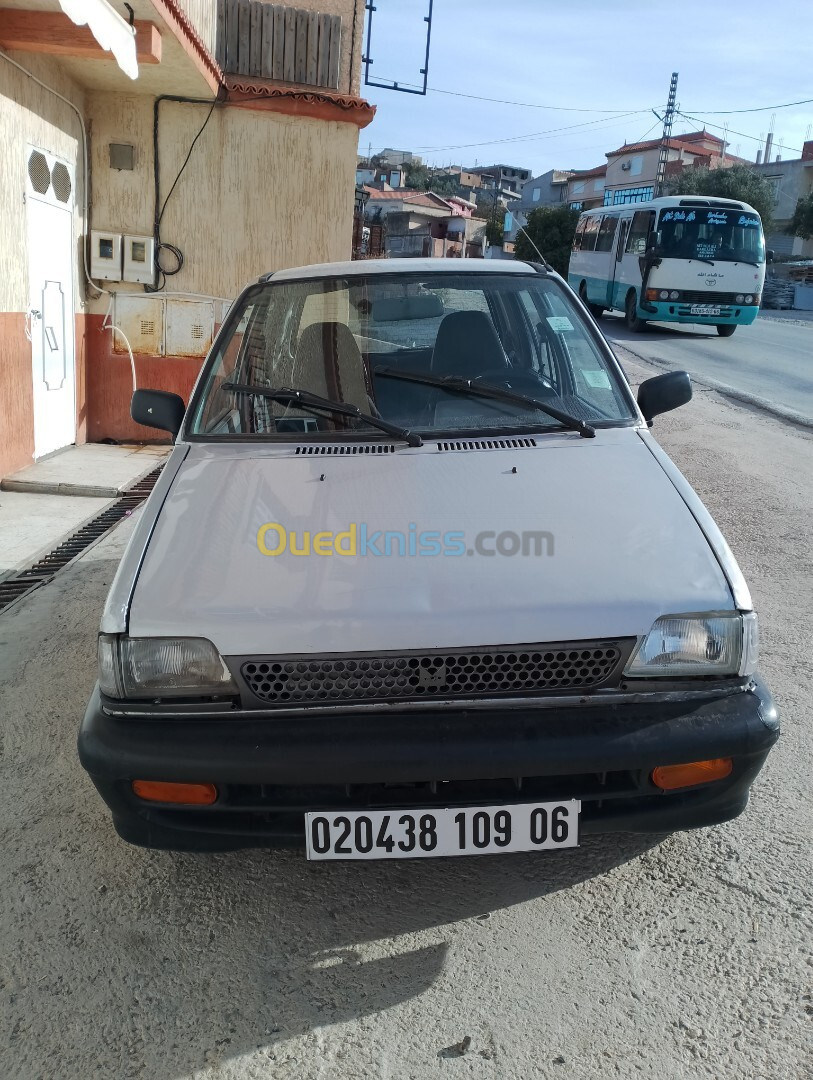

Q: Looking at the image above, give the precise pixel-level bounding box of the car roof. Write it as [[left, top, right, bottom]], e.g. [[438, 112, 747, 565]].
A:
[[264, 258, 537, 284]]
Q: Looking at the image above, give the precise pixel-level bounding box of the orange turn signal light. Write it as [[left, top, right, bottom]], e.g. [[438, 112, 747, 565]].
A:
[[651, 758, 733, 791], [645, 288, 658, 301], [132, 780, 218, 805]]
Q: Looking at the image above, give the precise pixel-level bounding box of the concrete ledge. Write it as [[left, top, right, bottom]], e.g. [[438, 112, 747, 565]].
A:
[[1, 443, 171, 498]]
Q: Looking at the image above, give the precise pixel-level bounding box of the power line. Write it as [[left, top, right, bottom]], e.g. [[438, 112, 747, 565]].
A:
[[368, 111, 647, 155], [676, 110, 804, 156], [370, 77, 813, 117], [371, 77, 650, 113], [682, 96, 813, 115]]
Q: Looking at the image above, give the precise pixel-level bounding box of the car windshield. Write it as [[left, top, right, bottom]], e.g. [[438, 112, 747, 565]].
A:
[[189, 271, 636, 440], [657, 207, 765, 264]]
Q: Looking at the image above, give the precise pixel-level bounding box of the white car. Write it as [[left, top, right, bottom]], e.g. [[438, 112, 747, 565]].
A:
[[79, 258, 778, 858]]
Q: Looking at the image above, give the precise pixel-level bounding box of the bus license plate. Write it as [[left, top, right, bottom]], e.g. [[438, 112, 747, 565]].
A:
[[305, 801, 580, 860], [690, 304, 721, 316]]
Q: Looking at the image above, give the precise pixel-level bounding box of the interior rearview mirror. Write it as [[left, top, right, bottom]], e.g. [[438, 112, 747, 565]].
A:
[[637, 371, 692, 423], [131, 389, 186, 438]]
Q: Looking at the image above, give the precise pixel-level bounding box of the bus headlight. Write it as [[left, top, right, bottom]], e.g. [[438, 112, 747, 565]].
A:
[[736, 294, 745, 303], [745, 294, 754, 304], [669, 290, 679, 300], [659, 290, 669, 300]]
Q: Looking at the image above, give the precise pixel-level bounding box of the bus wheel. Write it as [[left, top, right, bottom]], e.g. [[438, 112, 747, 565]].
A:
[[579, 282, 604, 319], [716, 324, 736, 337], [625, 291, 644, 332]]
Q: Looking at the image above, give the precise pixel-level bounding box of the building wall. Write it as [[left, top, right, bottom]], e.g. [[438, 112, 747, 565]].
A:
[[0, 51, 87, 476], [84, 90, 360, 440], [753, 158, 813, 224], [605, 147, 660, 189]]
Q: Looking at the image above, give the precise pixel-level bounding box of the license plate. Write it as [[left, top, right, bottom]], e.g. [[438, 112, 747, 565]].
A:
[[689, 304, 721, 316], [305, 801, 580, 860]]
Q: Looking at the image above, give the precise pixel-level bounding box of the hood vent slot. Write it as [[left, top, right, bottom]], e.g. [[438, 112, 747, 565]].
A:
[[294, 444, 396, 455], [438, 437, 537, 452]]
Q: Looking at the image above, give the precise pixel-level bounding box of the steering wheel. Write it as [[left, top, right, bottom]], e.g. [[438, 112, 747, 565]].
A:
[[472, 369, 555, 397]]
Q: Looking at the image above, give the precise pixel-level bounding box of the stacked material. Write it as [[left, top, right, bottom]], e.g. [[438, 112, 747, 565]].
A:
[[761, 278, 796, 309], [787, 262, 813, 286]]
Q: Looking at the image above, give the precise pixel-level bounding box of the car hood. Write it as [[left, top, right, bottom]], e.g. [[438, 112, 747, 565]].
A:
[[128, 430, 734, 654]]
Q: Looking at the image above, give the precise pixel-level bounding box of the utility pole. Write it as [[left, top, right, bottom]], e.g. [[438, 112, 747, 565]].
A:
[[655, 72, 679, 197]]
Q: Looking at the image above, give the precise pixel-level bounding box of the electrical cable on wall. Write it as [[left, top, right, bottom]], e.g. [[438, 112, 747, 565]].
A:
[[147, 93, 222, 292]]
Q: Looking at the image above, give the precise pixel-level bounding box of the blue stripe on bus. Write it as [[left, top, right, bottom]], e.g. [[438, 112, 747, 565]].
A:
[[567, 275, 759, 325]]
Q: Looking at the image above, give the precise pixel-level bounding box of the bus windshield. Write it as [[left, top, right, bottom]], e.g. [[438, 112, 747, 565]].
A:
[[657, 207, 765, 264]]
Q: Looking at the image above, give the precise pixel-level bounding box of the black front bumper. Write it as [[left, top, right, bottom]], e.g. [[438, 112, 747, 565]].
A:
[[78, 680, 779, 851]]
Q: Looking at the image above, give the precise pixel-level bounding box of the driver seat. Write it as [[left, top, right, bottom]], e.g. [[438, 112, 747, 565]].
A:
[[431, 310, 508, 379]]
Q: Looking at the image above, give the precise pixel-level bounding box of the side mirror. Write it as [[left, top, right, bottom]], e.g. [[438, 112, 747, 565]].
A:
[[637, 371, 692, 423], [131, 389, 186, 438], [766, 249, 774, 264], [646, 233, 659, 254]]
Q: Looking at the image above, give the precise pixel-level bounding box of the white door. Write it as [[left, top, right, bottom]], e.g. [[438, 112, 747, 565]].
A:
[[26, 147, 76, 459]]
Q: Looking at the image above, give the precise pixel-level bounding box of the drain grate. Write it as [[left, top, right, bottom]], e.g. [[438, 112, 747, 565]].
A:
[[0, 465, 164, 616]]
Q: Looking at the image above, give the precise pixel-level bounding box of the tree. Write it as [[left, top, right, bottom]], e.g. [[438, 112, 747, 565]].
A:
[[403, 161, 431, 190], [788, 191, 813, 240], [514, 204, 581, 274], [475, 192, 507, 247], [666, 164, 775, 233]]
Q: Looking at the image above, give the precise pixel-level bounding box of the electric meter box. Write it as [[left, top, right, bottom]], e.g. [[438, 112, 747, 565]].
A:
[[90, 230, 122, 281], [123, 234, 155, 284]]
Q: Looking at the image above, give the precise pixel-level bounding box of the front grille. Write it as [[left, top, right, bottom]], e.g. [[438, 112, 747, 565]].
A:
[[240, 640, 628, 706], [678, 291, 742, 304]]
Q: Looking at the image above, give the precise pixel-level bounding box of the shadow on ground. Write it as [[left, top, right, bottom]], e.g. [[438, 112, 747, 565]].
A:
[[1, 548, 667, 1079]]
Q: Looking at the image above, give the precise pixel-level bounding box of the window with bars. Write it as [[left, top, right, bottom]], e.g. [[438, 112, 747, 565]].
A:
[[603, 186, 654, 206]]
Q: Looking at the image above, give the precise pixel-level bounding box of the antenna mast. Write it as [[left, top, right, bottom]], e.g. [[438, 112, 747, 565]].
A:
[[655, 72, 679, 197]]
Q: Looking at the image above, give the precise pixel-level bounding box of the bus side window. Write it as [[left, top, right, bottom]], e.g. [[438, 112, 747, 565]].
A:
[[595, 216, 617, 252], [625, 210, 655, 255], [581, 216, 600, 252], [572, 216, 587, 252], [616, 219, 629, 261]]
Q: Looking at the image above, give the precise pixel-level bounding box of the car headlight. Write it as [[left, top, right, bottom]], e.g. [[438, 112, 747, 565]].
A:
[[625, 613, 758, 678], [659, 289, 669, 300], [98, 635, 237, 699], [736, 293, 745, 303]]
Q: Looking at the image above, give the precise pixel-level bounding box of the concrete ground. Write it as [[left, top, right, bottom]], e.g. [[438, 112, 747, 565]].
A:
[[0, 442, 170, 578], [605, 313, 813, 425], [0, 354, 810, 1080], [0, 490, 111, 575]]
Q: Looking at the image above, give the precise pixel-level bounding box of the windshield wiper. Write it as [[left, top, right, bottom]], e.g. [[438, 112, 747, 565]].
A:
[[375, 367, 595, 438], [691, 257, 716, 266], [222, 382, 423, 446]]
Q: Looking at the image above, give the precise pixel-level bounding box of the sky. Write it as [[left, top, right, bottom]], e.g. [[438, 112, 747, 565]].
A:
[[358, 0, 813, 175]]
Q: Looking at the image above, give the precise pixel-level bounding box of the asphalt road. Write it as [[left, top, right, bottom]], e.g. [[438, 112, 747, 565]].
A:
[[1, 358, 811, 1080], [604, 313, 813, 423]]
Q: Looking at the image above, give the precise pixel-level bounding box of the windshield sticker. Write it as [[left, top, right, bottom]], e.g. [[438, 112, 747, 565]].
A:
[[696, 243, 718, 259], [661, 210, 696, 223], [738, 215, 760, 228], [546, 316, 574, 332], [706, 211, 730, 226], [582, 370, 611, 389]]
